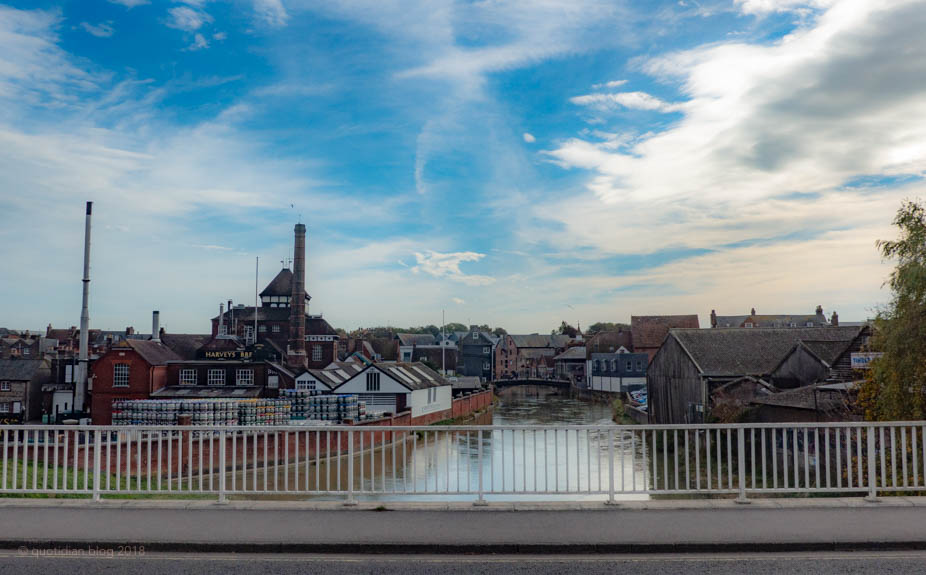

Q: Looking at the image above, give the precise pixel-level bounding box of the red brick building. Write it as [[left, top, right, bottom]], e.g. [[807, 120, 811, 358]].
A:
[[90, 340, 180, 424]]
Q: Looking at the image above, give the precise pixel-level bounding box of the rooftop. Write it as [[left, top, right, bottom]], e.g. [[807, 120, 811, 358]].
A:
[[669, 326, 865, 377]]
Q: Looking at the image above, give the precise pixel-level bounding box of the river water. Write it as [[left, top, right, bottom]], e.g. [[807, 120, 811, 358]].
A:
[[311, 385, 652, 501]]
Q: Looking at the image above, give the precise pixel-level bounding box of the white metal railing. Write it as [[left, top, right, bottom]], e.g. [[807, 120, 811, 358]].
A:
[[2, 422, 925, 503]]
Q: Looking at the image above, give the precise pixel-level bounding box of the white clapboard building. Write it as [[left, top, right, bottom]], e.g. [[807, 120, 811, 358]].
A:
[[295, 361, 452, 418]]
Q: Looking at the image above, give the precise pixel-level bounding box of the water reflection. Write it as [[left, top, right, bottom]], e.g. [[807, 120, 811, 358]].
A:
[[263, 386, 651, 501]]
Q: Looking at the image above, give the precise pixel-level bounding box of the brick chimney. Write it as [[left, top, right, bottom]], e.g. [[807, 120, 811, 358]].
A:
[[710, 309, 717, 328], [831, 311, 838, 326], [287, 223, 307, 369]]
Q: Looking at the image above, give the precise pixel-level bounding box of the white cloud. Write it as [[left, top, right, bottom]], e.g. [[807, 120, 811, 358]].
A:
[[254, 0, 288, 27], [452, 297, 465, 305], [412, 251, 495, 286], [735, 0, 836, 15], [543, 0, 926, 260], [167, 6, 211, 31], [212, 31, 227, 41], [188, 33, 208, 51], [522, 132, 535, 143], [80, 21, 115, 38], [569, 91, 682, 113], [592, 79, 628, 89], [108, 0, 149, 7]]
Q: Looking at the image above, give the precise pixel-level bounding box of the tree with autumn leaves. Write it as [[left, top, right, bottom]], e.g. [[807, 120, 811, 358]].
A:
[[858, 200, 926, 421]]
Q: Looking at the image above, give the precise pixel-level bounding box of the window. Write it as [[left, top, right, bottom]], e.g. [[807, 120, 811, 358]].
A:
[[180, 369, 197, 386], [593, 360, 600, 372], [218, 325, 227, 336], [236, 369, 254, 386], [789, 322, 797, 328], [113, 364, 129, 388], [636, 360, 643, 371], [610, 360, 617, 372], [0, 381, 9, 392], [297, 379, 317, 391], [272, 325, 281, 333], [744, 322, 754, 328], [208, 369, 225, 386], [21, 347, 29, 356], [626, 360, 632, 371], [366, 371, 380, 391], [805, 321, 815, 327], [483, 361, 491, 370], [312, 345, 323, 362], [483, 346, 491, 354], [244, 325, 254, 343], [0, 403, 8, 413], [259, 325, 267, 333]]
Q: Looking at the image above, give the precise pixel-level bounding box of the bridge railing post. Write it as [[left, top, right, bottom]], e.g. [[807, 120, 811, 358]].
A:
[[736, 427, 749, 504], [866, 424, 879, 502]]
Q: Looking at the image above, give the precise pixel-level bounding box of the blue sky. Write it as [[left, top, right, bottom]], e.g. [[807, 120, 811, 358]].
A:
[[1, 0, 924, 334]]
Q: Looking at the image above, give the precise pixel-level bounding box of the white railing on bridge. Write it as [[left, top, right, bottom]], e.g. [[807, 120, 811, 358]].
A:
[[1, 422, 925, 503]]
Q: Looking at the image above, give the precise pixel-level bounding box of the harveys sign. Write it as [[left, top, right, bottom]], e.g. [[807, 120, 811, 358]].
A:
[[200, 350, 253, 360]]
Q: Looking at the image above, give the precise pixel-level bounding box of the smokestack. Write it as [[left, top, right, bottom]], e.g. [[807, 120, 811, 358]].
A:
[[228, 299, 234, 337], [152, 311, 160, 342], [218, 303, 225, 335], [287, 223, 307, 368], [75, 201, 92, 412]]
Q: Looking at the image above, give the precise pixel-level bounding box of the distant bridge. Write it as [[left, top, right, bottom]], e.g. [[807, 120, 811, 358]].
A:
[[492, 378, 572, 388]]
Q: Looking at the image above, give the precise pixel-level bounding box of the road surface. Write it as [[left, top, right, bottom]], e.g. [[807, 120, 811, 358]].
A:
[[1, 551, 926, 574]]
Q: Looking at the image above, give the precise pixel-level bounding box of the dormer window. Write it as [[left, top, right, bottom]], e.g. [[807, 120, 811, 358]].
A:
[[744, 322, 754, 328]]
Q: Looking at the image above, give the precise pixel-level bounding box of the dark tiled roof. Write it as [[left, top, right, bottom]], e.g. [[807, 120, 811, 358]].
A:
[[306, 316, 339, 337], [750, 385, 852, 413], [0, 358, 49, 380], [714, 313, 827, 328], [260, 268, 294, 297], [585, 331, 633, 354], [509, 334, 571, 348], [671, 326, 864, 377], [151, 386, 263, 399], [396, 333, 437, 346], [123, 340, 182, 365], [800, 340, 854, 366], [631, 315, 700, 349], [554, 346, 586, 361], [158, 333, 211, 361]]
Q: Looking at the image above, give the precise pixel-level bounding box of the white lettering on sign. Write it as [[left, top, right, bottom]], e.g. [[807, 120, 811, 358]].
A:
[[851, 352, 884, 369]]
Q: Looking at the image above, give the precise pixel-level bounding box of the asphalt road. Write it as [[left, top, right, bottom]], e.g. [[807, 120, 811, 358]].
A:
[[2, 551, 926, 574]]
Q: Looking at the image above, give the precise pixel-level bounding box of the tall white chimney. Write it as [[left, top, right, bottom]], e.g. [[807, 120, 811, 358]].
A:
[[75, 201, 92, 412], [151, 311, 160, 342], [218, 303, 225, 335]]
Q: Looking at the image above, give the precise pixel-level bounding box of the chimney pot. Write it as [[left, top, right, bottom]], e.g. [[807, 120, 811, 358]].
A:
[[750, 307, 756, 316], [151, 311, 160, 342]]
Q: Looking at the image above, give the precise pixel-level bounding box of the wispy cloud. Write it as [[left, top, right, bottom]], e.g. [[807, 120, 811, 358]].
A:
[[570, 91, 682, 113], [80, 21, 115, 38], [253, 0, 288, 27], [167, 5, 212, 32], [522, 132, 536, 143], [108, 0, 149, 7], [412, 251, 495, 286]]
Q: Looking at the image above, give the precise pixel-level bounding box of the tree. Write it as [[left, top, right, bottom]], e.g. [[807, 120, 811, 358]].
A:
[[585, 322, 631, 336], [492, 327, 507, 337], [556, 321, 578, 338], [858, 200, 926, 421]]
